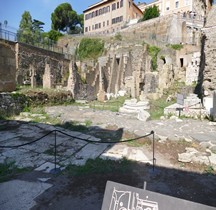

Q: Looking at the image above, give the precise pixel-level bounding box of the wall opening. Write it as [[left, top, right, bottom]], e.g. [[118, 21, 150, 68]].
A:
[[180, 58, 184, 67]]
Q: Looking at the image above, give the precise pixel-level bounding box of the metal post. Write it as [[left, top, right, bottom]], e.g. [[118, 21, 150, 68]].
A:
[[151, 130, 155, 172], [54, 130, 57, 171]]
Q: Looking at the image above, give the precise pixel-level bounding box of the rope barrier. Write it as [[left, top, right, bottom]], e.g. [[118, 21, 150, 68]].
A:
[[0, 129, 154, 149], [0, 128, 156, 172]]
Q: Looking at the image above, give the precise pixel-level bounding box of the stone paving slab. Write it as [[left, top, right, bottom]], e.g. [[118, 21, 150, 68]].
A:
[[0, 180, 52, 210], [101, 144, 151, 164], [35, 162, 61, 173], [65, 143, 109, 166], [191, 133, 216, 143]]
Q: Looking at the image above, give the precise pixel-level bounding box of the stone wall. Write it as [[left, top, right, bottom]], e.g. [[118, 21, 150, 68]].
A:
[[0, 40, 16, 92], [200, 5, 216, 97], [0, 93, 27, 117], [16, 43, 71, 89]]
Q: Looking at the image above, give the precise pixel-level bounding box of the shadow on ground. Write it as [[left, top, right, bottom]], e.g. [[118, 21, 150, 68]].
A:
[[0, 119, 215, 210]]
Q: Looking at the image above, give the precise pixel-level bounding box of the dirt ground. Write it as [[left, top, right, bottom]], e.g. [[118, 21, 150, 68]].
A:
[[20, 131, 216, 210]]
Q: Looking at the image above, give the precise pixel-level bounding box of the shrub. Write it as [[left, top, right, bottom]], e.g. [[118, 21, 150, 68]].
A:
[[77, 38, 104, 61]]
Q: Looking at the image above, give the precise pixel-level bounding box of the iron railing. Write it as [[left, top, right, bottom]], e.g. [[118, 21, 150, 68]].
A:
[[0, 28, 64, 54]]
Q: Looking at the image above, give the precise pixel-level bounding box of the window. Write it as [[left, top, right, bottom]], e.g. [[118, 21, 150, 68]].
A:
[[166, 1, 170, 10], [120, 0, 123, 7], [112, 3, 116, 10], [96, 10, 98, 16], [107, 20, 109, 26], [103, 21, 105, 27], [92, 25, 94, 30], [107, 6, 110, 12], [85, 27, 88, 32], [117, 2, 119, 8], [175, 1, 179, 8], [89, 26, 91, 31], [99, 23, 101, 28], [112, 16, 123, 25]]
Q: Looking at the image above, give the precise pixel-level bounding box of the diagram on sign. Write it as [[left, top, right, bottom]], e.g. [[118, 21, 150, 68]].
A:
[[109, 188, 159, 210]]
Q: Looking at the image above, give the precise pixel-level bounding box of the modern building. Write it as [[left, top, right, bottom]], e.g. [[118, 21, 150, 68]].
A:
[[83, 0, 143, 35]]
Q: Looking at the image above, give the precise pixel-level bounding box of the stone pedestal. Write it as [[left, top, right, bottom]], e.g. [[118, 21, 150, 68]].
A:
[[184, 94, 201, 108], [119, 98, 150, 121]]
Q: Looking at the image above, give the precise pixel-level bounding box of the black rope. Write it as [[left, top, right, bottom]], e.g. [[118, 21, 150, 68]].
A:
[[0, 129, 154, 149]]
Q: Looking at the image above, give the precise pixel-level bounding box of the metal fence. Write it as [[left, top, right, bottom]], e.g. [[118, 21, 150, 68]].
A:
[[0, 28, 64, 54]]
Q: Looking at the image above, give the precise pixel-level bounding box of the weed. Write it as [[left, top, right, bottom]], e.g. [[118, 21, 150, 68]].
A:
[[65, 157, 131, 176], [0, 161, 30, 183], [44, 148, 55, 156], [169, 44, 183, 51], [85, 120, 92, 127], [115, 33, 122, 41], [147, 45, 161, 71], [204, 165, 215, 175]]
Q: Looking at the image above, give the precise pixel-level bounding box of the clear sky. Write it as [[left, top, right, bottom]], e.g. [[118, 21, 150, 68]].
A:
[[0, 0, 142, 32]]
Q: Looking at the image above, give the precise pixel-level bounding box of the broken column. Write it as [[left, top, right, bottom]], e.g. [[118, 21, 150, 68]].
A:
[[43, 63, 53, 88]]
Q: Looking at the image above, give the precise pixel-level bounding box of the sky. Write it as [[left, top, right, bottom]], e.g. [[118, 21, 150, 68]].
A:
[[0, 0, 142, 32]]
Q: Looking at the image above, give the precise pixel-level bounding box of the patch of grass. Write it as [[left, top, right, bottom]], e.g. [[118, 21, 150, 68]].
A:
[[89, 96, 128, 112], [127, 138, 151, 147], [65, 158, 131, 176], [85, 120, 92, 127], [0, 161, 30, 183], [149, 97, 174, 119], [169, 44, 183, 51]]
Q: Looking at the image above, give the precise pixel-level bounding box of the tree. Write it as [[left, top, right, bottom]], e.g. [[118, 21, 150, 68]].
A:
[[43, 30, 63, 42], [51, 3, 80, 33], [140, 5, 160, 21], [18, 11, 33, 44], [32, 19, 45, 43]]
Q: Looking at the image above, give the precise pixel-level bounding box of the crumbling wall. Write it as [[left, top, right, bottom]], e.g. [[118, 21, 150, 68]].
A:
[[199, 5, 216, 97], [16, 43, 71, 88], [0, 41, 16, 92]]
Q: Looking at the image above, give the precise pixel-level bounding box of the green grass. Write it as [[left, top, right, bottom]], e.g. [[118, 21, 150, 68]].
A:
[[127, 138, 151, 147], [65, 158, 132, 176], [89, 96, 128, 112], [149, 97, 174, 119], [0, 161, 30, 183]]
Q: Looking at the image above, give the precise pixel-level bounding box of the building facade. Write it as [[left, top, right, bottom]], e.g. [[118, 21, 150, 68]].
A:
[[83, 0, 143, 35], [138, 0, 211, 16]]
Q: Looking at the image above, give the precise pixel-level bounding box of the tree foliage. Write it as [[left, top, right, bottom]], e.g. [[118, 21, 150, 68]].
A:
[[43, 30, 63, 42], [51, 3, 82, 33], [141, 5, 160, 21], [18, 11, 33, 44], [77, 38, 104, 61]]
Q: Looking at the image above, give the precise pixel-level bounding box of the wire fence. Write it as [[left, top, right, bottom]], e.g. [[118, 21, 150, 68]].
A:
[[0, 129, 156, 172]]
